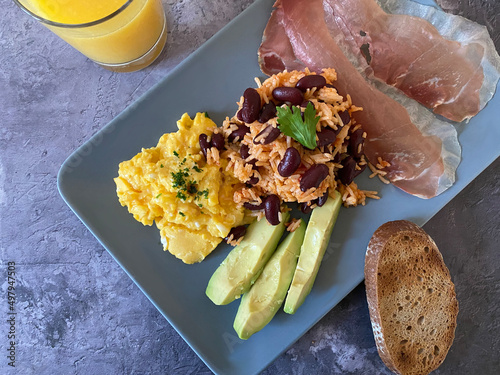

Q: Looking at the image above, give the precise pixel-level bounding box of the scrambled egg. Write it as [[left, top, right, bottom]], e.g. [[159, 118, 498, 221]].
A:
[[114, 113, 245, 264]]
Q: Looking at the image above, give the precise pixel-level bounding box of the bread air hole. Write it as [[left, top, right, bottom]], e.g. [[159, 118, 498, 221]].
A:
[[417, 316, 425, 325], [434, 345, 440, 356], [430, 328, 436, 335], [400, 339, 408, 345], [424, 246, 429, 253], [417, 348, 424, 355], [427, 288, 434, 295], [417, 276, 423, 282]]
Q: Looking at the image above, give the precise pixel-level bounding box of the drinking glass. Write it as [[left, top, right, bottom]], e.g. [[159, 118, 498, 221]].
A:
[[13, 0, 167, 72]]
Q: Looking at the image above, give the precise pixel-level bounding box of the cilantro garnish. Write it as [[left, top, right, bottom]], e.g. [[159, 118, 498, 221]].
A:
[[160, 164, 164, 168], [276, 102, 319, 149], [173, 150, 179, 157], [179, 212, 185, 217], [176, 191, 186, 200], [192, 165, 203, 173]]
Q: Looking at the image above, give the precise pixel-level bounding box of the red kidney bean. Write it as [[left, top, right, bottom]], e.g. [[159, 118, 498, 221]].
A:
[[300, 202, 313, 214], [199, 133, 211, 158], [316, 188, 329, 207], [300, 100, 312, 108], [211, 133, 225, 151], [325, 83, 337, 90], [349, 129, 364, 158], [264, 195, 281, 225], [254, 125, 281, 145], [224, 225, 247, 243], [228, 124, 250, 143], [247, 176, 259, 185], [258, 102, 277, 123], [240, 88, 261, 123], [338, 156, 366, 185], [272, 87, 303, 106], [300, 164, 329, 192], [243, 200, 266, 210], [296, 75, 327, 92], [239, 144, 257, 166], [278, 147, 301, 177], [317, 128, 338, 147], [339, 110, 350, 126], [240, 143, 250, 159]]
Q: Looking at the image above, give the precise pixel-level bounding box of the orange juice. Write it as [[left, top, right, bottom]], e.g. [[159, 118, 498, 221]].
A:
[[18, 0, 166, 72]]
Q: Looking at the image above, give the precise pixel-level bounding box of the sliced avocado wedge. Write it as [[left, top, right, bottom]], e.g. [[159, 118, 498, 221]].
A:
[[206, 211, 290, 305], [233, 219, 306, 339], [284, 191, 342, 314]]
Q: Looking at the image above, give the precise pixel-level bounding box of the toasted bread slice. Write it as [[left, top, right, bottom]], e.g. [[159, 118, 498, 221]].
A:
[[365, 220, 458, 375]]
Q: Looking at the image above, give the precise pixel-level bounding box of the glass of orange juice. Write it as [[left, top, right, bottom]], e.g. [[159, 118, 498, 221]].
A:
[[13, 0, 167, 72]]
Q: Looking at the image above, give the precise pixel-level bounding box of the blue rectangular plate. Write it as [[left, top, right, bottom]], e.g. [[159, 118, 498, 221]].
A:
[[58, 0, 500, 374]]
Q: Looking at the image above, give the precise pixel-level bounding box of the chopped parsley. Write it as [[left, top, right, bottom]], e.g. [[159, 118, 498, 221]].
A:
[[196, 189, 209, 200], [160, 164, 164, 168], [198, 203, 203, 208], [277, 102, 319, 149], [171, 158, 209, 202], [204, 112, 210, 118], [156, 193, 162, 198], [171, 170, 189, 189], [173, 150, 179, 157], [179, 212, 185, 217]]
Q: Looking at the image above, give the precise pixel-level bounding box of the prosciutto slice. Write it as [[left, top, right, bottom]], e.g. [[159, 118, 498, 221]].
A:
[[322, 0, 484, 122], [258, 6, 305, 74], [259, 0, 461, 199]]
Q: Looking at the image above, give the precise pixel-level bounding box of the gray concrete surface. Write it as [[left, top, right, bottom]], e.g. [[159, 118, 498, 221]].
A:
[[1, 0, 498, 374]]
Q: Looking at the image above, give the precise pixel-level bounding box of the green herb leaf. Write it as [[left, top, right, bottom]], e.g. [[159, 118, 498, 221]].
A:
[[156, 193, 162, 199], [173, 150, 179, 157], [204, 112, 210, 118], [276, 102, 319, 149], [179, 212, 185, 217], [192, 165, 203, 173]]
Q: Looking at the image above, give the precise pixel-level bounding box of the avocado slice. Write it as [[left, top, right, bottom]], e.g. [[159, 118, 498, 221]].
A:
[[233, 219, 306, 339], [284, 191, 342, 314], [206, 211, 290, 305]]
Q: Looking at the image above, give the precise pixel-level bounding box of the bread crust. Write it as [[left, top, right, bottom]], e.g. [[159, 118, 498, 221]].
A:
[[365, 220, 458, 375]]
